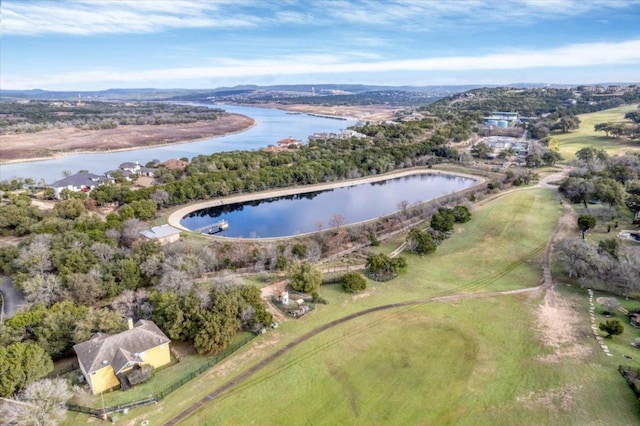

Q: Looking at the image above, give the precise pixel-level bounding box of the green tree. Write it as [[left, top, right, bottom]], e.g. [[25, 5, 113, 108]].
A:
[[541, 150, 563, 166], [0, 342, 53, 397], [289, 261, 322, 293], [451, 205, 472, 223], [577, 215, 596, 239], [406, 227, 437, 255], [430, 208, 455, 233], [471, 142, 492, 159], [53, 198, 86, 219], [599, 319, 624, 338], [341, 272, 367, 293], [595, 178, 626, 209], [575, 147, 607, 163], [598, 238, 620, 260], [624, 111, 640, 123], [365, 253, 407, 281]]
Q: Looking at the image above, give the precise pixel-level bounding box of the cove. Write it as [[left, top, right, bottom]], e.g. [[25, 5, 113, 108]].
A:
[[180, 173, 477, 239]]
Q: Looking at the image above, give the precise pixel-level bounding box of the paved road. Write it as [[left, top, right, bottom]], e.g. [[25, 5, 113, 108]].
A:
[[1, 276, 26, 321]]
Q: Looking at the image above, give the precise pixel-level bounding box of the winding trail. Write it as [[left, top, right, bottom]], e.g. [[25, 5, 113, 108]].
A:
[[163, 167, 573, 425]]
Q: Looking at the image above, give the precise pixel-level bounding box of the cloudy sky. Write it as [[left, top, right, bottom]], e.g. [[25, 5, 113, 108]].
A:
[[1, 0, 640, 90]]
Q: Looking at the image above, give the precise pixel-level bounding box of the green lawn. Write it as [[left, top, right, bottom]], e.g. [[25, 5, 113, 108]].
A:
[[554, 104, 639, 159], [185, 295, 640, 425], [63, 186, 640, 425]]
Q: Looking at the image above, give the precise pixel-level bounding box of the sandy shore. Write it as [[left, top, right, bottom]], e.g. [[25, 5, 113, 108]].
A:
[[0, 113, 255, 164], [238, 102, 400, 122], [167, 167, 485, 237]]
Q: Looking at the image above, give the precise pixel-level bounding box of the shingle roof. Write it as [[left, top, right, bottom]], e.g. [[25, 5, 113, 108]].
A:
[[140, 224, 181, 239], [49, 172, 106, 188], [73, 320, 170, 375]]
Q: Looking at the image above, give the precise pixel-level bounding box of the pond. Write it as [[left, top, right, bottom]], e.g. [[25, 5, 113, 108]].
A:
[[180, 173, 477, 238]]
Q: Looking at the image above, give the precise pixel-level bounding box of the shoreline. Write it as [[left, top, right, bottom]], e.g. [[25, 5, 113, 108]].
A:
[[0, 114, 256, 166], [167, 167, 486, 238]]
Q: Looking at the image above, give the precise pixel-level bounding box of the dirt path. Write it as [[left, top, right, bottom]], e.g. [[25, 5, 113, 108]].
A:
[[163, 285, 542, 426], [163, 166, 576, 425]]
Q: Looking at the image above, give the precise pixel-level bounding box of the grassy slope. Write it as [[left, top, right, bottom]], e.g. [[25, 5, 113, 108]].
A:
[[65, 187, 640, 425], [189, 294, 639, 426], [554, 104, 639, 159]]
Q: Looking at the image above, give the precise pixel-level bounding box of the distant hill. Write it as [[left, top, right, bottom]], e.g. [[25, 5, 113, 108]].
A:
[[2, 83, 637, 104]]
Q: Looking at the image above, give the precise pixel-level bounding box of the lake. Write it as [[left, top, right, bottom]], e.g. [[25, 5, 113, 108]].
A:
[[180, 173, 477, 238], [0, 104, 357, 183]]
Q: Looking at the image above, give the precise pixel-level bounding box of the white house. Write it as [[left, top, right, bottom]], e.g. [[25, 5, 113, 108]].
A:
[[48, 172, 109, 198]]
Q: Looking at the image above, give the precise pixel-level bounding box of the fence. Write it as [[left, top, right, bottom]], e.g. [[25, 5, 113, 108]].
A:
[[67, 333, 257, 419], [155, 333, 255, 401]]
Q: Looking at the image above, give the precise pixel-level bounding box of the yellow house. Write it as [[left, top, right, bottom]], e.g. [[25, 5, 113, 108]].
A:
[[73, 319, 171, 394]]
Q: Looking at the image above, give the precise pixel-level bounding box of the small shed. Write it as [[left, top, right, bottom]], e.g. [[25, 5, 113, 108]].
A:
[[140, 224, 181, 245]]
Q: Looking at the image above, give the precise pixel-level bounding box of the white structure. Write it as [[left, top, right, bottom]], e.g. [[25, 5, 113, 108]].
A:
[[49, 172, 110, 198], [140, 225, 181, 245], [281, 291, 289, 305]]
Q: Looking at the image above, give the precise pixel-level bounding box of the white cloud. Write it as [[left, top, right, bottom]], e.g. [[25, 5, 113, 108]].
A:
[[2, 0, 639, 36], [0, 0, 262, 35], [4, 39, 639, 89]]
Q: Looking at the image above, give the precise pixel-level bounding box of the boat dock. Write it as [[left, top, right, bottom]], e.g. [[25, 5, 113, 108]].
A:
[[196, 219, 229, 235]]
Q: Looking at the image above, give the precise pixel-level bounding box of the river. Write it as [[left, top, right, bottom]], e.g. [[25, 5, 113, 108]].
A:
[[180, 173, 477, 238], [0, 104, 357, 183]]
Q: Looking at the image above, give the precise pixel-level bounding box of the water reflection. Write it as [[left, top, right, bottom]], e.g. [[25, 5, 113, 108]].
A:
[[181, 174, 476, 238]]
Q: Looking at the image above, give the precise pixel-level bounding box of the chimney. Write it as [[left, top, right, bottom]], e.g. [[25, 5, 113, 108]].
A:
[[127, 317, 134, 330]]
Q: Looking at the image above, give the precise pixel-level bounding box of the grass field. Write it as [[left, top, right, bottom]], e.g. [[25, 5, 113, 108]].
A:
[[185, 294, 640, 426], [64, 187, 640, 425], [554, 104, 639, 158]]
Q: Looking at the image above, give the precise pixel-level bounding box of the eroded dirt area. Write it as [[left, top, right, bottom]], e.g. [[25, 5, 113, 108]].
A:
[[535, 289, 591, 363]]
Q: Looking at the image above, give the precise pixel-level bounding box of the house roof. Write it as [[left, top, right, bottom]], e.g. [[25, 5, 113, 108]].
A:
[[119, 162, 139, 169], [73, 320, 170, 375], [161, 159, 188, 170], [140, 224, 181, 240], [49, 172, 106, 188]]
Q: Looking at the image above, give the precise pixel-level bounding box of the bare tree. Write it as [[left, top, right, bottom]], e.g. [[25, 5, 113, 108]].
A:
[[15, 235, 52, 276], [554, 238, 599, 279], [139, 254, 164, 278], [306, 240, 322, 262], [397, 200, 410, 218], [329, 214, 346, 232], [1, 378, 72, 426], [156, 268, 192, 295], [111, 289, 152, 319], [105, 228, 121, 241], [120, 218, 146, 247], [90, 242, 116, 263], [64, 272, 105, 305], [150, 189, 170, 207], [21, 274, 62, 307]]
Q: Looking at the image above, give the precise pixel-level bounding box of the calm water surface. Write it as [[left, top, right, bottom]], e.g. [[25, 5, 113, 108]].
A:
[[0, 104, 356, 183], [181, 174, 476, 238]]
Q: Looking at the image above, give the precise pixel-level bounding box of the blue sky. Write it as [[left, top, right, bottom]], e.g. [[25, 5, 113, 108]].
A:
[[1, 0, 640, 90]]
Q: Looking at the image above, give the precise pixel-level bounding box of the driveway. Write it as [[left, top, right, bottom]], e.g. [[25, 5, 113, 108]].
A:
[[1, 276, 26, 321]]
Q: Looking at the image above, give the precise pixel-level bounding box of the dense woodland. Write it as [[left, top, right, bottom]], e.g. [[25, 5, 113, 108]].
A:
[[0, 101, 225, 134], [1, 85, 639, 402]]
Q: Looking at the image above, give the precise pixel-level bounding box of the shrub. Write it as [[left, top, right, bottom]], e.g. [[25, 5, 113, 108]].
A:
[[341, 272, 367, 293], [599, 319, 624, 338]]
